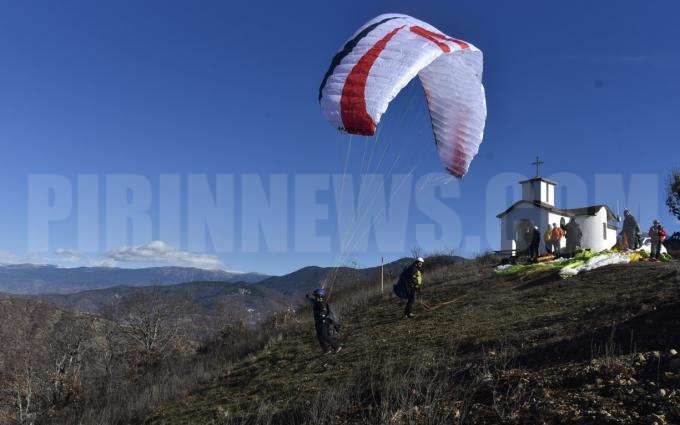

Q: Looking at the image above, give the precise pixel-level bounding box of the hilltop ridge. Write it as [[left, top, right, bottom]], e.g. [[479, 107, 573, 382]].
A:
[[0, 264, 269, 295], [145, 257, 680, 424]]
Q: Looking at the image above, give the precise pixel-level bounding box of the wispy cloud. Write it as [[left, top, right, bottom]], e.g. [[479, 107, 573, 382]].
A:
[[0, 250, 24, 265], [103, 241, 226, 270], [3, 242, 230, 271], [53, 248, 117, 267]]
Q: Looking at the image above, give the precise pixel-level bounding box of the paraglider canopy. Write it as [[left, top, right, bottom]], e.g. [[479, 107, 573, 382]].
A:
[[319, 13, 487, 178]]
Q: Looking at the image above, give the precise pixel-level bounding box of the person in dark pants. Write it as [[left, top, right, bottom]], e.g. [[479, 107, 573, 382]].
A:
[[529, 225, 541, 261], [306, 288, 341, 354], [648, 219, 667, 260], [622, 209, 641, 250], [551, 223, 564, 256], [402, 257, 424, 318], [565, 217, 583, 257]]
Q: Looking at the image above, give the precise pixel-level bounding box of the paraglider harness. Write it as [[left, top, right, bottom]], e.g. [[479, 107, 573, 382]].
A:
[[309, 288, 341, 334], [394, 262, 469, 311], [393, 265, 418, 299], [393, 267, 408, 299]]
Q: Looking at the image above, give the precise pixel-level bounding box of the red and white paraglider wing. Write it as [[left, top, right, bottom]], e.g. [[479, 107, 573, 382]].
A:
[[319, 13, 486, 178]]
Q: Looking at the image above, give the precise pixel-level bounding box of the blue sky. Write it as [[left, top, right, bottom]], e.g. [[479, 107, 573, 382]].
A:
[[1, 0, 679, 276]]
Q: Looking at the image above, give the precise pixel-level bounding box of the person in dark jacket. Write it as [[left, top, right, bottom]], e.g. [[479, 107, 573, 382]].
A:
[[565, 217, 583, 257], [622, 209, 641, 250], [529, 225, 541, 261], [306, 288, 341, 354], [402, 257, 424, 318]]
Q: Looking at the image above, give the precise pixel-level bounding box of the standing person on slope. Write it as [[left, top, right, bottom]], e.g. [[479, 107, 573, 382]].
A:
[[402, 257, 424, 318], [306, 288, 342, 354]]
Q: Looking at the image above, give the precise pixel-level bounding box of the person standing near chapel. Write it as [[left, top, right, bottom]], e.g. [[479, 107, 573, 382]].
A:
[[648, 219, 667, 261], [551, 223, 564, 256], [565, 217, 582, 257], [622, 209, 641, 250], [544, 225, 553, 254], [529, 226, 541, 261]]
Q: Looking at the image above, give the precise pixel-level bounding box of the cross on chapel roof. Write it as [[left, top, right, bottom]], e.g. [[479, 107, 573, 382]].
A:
[[532, 156, 544, 177]]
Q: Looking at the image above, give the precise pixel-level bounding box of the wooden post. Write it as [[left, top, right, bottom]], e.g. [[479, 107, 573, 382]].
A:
[[381, 256, 384, 295]]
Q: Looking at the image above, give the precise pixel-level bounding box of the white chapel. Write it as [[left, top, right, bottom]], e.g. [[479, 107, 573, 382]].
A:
[[496, 161, 620, 255]]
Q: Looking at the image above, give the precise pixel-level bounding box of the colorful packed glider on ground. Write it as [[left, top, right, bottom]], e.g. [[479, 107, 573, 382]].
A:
[[319, 13, 487, 178]]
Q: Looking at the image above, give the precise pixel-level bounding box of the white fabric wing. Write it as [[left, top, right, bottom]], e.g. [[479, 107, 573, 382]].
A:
[[319, 13, 487, 178]]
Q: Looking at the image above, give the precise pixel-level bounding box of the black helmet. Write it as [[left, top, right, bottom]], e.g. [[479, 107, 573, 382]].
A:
[[313, 288, 327, 299]]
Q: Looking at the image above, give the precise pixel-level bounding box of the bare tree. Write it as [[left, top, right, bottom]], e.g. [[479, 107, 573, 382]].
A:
[[2, 336, 43, 425], [5, 319, 96, 422], [49, 336, 85, 408], [13, 358, 36, 424], [114, 286, 187, 371], [666, 168, 680, 220]]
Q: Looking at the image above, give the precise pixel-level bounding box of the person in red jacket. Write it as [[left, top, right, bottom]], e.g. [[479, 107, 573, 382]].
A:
[[648, 219, 667, 260], [550, 223, 564, 256]]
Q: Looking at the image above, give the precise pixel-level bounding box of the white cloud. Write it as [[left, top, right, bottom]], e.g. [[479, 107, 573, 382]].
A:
[[1, 242, 229, 271], [0, 250, 24, 265], [51, 248, 117, 267], [104, 240, 226, 270], [55, 248, 79, 256], [53, 248, 83, 264]]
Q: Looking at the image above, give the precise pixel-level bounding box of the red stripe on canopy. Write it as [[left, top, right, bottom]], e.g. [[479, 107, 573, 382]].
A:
[[410, 25, 470, 52], [340, 26, 404, 135]]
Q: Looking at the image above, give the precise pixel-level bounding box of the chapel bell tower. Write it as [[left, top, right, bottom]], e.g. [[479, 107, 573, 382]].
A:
[[520, 156, 556, 207]]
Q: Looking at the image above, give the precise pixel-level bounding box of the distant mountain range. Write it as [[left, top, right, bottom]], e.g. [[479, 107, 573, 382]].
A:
[[1, 256, 466, 329], [0, 264, 269, 295], [0, 257, 466, 297], [0, 255, 467, 356]]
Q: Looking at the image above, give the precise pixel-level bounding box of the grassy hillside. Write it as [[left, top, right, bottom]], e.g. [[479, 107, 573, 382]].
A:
[[144, 257, 680, 424], [256, 256, 464, 297]]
